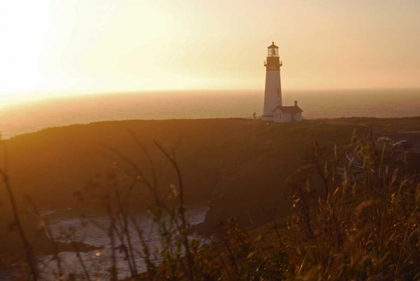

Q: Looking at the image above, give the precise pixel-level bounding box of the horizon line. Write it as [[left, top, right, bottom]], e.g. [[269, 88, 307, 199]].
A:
[[1, 87, 420, 109]]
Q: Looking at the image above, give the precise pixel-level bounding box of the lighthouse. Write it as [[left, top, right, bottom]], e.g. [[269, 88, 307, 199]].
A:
[[262, 42, 282, 121]]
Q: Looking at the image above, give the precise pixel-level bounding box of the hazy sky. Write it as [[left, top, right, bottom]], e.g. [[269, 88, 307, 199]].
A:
[[1, 0, 419, 106]]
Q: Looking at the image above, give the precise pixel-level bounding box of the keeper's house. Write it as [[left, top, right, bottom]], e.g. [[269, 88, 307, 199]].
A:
[[272, 101, 303, 123]]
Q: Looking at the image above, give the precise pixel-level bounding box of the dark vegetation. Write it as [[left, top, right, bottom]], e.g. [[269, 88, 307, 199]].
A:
[[1, 117, 420, 280]]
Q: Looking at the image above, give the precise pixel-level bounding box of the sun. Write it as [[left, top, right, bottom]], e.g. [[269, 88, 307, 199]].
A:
[[0, 1, 51, 104]]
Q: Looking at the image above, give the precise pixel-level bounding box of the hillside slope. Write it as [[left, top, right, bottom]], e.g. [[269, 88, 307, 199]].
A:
[[1, 117, 419, 258]]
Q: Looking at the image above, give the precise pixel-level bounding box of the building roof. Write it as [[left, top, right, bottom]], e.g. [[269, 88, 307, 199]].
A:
[[268, 42, 278, 49], [273, 105, 303, 113]]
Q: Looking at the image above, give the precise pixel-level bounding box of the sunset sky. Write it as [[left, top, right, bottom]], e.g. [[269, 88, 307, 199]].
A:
[[1, 0, 419, 106]]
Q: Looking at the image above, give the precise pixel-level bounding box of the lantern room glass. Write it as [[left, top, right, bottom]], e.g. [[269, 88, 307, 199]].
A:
[[267, 47, 278, 57]]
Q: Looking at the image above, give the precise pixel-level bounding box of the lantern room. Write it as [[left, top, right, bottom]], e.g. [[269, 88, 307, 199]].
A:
[[264, 42, 282, 71], [267, 42, 279, 57]]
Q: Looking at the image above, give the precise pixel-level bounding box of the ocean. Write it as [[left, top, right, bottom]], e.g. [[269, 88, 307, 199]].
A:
[[1, 206, 209, 281], [0, 88, 419, 139]]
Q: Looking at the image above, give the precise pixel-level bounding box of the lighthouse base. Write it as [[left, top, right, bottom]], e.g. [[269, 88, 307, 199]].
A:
[[261, 115, 273, 122]]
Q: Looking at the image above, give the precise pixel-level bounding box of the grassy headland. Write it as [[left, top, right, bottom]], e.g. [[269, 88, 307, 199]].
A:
[[1, 117, 419, 279]]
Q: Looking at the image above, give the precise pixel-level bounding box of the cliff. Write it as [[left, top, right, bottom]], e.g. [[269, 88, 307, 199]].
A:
[[1, 117, 420, 257]]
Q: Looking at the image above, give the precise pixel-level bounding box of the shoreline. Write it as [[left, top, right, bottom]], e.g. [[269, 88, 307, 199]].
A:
[[0, 204, 209, 280]]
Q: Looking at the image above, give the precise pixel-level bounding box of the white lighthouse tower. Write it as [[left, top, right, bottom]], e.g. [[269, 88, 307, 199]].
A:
[[262, 42, 282, 121]]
